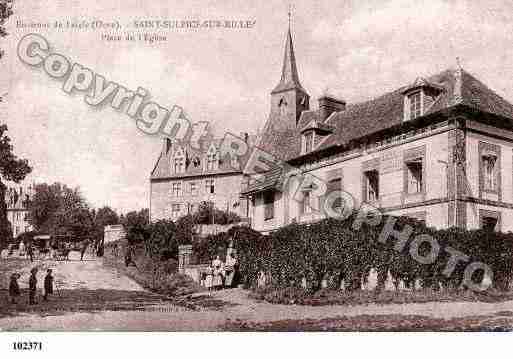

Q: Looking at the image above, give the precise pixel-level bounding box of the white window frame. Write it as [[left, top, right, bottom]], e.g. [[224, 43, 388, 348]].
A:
[[406, 159, 423, 194], [206, 145, 218, 171], [171, 182, 182, 197], [302, 131, 315, 154], [482, 154, 497, 191], [301, 190, 312, 215], [205, 179, 215, 194], [190, 182, 198, 196], [409, 91, 422, 120], [364, 170, 379, 202]]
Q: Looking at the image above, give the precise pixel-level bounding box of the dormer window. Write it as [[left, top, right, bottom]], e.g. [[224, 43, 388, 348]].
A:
[[172, 146, 186, 173], [402, 77, 444, 122], [409, 91, 422, 119], [302, 131, 314, 154], [174, 157, 185, 173], [206, 144, 218, 171]]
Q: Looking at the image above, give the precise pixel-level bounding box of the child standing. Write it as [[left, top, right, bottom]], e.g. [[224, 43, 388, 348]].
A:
[[29, 267, 38, 305], [9, 273, 21, 304], [43, 269, 54, 301], [205, 265, 214, 295]]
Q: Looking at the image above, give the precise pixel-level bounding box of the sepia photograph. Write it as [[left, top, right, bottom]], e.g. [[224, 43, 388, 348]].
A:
[[1, 0, 513, 356]]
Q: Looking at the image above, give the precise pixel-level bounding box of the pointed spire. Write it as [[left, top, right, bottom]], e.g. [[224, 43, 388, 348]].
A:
[[272, 11, 305, 94]]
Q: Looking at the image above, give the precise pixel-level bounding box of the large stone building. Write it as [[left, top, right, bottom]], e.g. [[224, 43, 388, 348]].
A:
[[150, 135, 255, 222], [242, 25, 513, 234], [5, 184, 33, 238]]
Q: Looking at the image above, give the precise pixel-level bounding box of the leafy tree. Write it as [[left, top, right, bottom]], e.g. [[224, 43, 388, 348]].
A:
[[145, 219, 177, 260], [174, 214, 195, 245], [0, 0, 13, 41], [90, 206, 119, 245], [52, 186, 93, 242], [0, 1, 29, 250], [27, 182, 94, 242], [120, 208, 149, 245], [94, 206, 119, 228], [27, 183, 63, 232], [193, 201, 241, 225], [0, 125, 32, 249]]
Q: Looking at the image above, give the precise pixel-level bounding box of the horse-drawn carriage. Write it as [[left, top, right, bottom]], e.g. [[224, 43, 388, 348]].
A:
[[4, 232, 93, 261]]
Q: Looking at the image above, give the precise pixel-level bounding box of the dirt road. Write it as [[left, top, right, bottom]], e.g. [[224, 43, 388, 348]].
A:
[[2, 253, 513, 331]]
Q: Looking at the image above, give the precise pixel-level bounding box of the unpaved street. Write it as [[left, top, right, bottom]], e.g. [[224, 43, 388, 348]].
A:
[[2, 253, 513, 331]]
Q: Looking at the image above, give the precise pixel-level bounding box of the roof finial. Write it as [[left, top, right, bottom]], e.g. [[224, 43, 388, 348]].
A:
[[288, 3, 292, 29], [456, 56, 462, 70]]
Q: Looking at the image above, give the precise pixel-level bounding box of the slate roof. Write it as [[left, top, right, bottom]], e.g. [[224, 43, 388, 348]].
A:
[[260, 68, 513, 162], [151, 136, 256, 180], [246, 68, 513, 194], [271, 27, 306, 94], [242, 165, 284, 195]]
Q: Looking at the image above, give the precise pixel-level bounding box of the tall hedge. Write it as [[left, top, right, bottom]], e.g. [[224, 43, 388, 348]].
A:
[[197, 214, 513, 293]]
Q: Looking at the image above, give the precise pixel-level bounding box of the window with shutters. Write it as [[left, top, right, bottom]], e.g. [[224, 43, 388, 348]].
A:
[[171, 182, 182, 197], [205, 179, 215, 194], [190, 182, 198, 196]]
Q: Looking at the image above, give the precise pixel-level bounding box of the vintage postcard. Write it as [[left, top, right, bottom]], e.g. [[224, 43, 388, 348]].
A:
[[1, 0, 513, 355]]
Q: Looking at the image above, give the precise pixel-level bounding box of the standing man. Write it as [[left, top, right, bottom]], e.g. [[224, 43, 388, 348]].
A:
[[9, 273, 21, 304], [43, 269, 54, 301], [26, 242, 34, 262], [80, 239, 89, 261], [28, 267, 38, 305], [224, 252, 238, 288], [18, 240, 25, 257]]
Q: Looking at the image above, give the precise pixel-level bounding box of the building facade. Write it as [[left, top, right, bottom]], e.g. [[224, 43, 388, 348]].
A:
[[243, 25, 513, 234], [5, 184, 34, 238], [150, 135, 254, 222]]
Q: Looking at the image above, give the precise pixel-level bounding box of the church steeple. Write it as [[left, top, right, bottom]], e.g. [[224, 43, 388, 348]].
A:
[[272, 25, 306, 94], [257, 14, 310, 160]]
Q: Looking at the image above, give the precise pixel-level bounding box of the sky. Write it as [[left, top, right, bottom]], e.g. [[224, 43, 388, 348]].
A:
[[2, 0, 513, 214]]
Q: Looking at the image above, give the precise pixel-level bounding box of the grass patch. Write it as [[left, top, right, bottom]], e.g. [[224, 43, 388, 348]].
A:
[[250, 286, 513, 306], [102, 248, 202, 297], [222, 312, 513, 331]]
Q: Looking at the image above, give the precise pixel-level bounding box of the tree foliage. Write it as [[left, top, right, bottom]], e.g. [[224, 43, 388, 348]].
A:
[[0, 0, 13, 41], [0, 123, 32, 248], [192, 201, 241, 225], [120, 208, 149, 245], [26, 183, 121, 244]]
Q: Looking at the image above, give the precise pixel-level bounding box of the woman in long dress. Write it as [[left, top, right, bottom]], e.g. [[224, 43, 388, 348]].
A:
[[224, 253, 238, 288], [212, 256, 224, 290], [204, 265, 214, 294]]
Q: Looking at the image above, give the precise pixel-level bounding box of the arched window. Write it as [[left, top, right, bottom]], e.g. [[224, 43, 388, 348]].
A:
[[279, 98, 287, 117]]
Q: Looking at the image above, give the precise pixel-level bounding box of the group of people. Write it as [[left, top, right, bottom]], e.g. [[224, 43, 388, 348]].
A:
[[12, 241, 35, 262], [8, 268, 55, 305], [202, 252, 239, 292]]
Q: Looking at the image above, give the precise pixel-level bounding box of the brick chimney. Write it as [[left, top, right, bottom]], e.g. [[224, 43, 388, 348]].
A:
[[318, 94, 346, 121]]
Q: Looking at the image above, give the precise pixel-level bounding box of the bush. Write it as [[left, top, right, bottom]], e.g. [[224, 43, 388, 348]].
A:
[[197, 212, 513, 294], [192, 201, 241, 225], [103, 243, 201, 296]]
